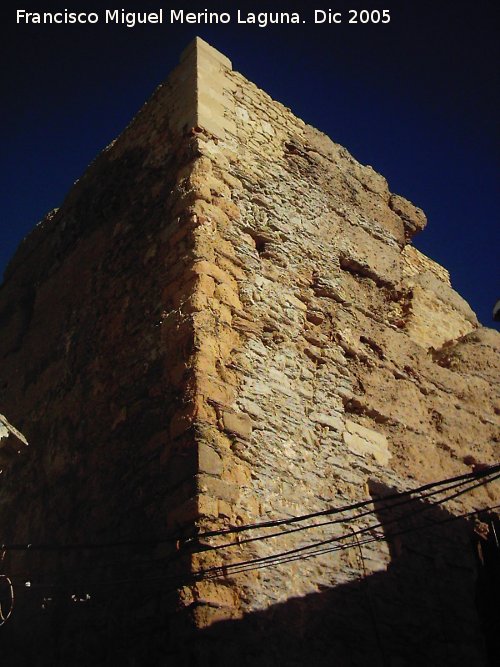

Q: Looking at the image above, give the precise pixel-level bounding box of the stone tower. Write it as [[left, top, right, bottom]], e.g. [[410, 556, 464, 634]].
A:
[[0, 38, 498, 666]]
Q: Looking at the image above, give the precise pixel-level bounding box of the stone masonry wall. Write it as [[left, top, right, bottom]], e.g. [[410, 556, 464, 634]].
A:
[[0, 38, 498, 666], [169, 41, 500, 664], [0, 39, 234, 663]]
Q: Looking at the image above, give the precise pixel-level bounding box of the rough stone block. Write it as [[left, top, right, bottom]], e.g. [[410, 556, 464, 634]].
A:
[[196, 493, 219, 518], [389, 193, 427, 239], [405, 284, 476, 350], [192, 580, 239, 608], [309, 411, 344, 431], [180, 36, 232, 70], [190, 259, 236, 288], [401, 245, 450, 285], [198, 442, 223, 476], [221, 410, 253, 439], [197, 474, 239, 503], [343, 420, 391, 465], [345, 420, 387, 448], [196, 372, 235, 405], [214, 283, 242, 310]]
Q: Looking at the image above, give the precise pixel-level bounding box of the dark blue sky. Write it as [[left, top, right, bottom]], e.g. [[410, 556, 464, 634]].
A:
[[1, 1, 498, 326]]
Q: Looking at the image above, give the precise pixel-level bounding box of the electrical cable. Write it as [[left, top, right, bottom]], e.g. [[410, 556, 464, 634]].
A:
[[178, 470, 497, 555], [15, 501, 500, 596], [12, 474, 499, 594], [190, 502, 500, 584], [9, 469, 500, 588], [5, 467, 497, 584], [0, 551, 15, 626], [178, 472, 500, 582], [348, 526, 389, 667], [182, 463, 500, 542], [2, 463, 498, 553], [0, 575, 14, 626]]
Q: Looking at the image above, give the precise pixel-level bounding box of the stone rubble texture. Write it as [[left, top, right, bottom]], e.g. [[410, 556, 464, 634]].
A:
[[0, 38, 498, 666]]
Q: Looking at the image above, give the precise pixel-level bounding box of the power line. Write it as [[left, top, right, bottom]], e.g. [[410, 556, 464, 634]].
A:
[[14, 501, 500, 596], [1, 470, 474, 589], [348, 525, 388, 666], [183, 463, 500, 542], [4, 466, 498, 587], [0, 550, 15, 626], [180, 471, 497, 556], [2, 463, 498, 554], [198, 503, 500, 582], [170, 470, 500, 581], [10, 470, 499, 593], [4, 467, 499, 589]]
